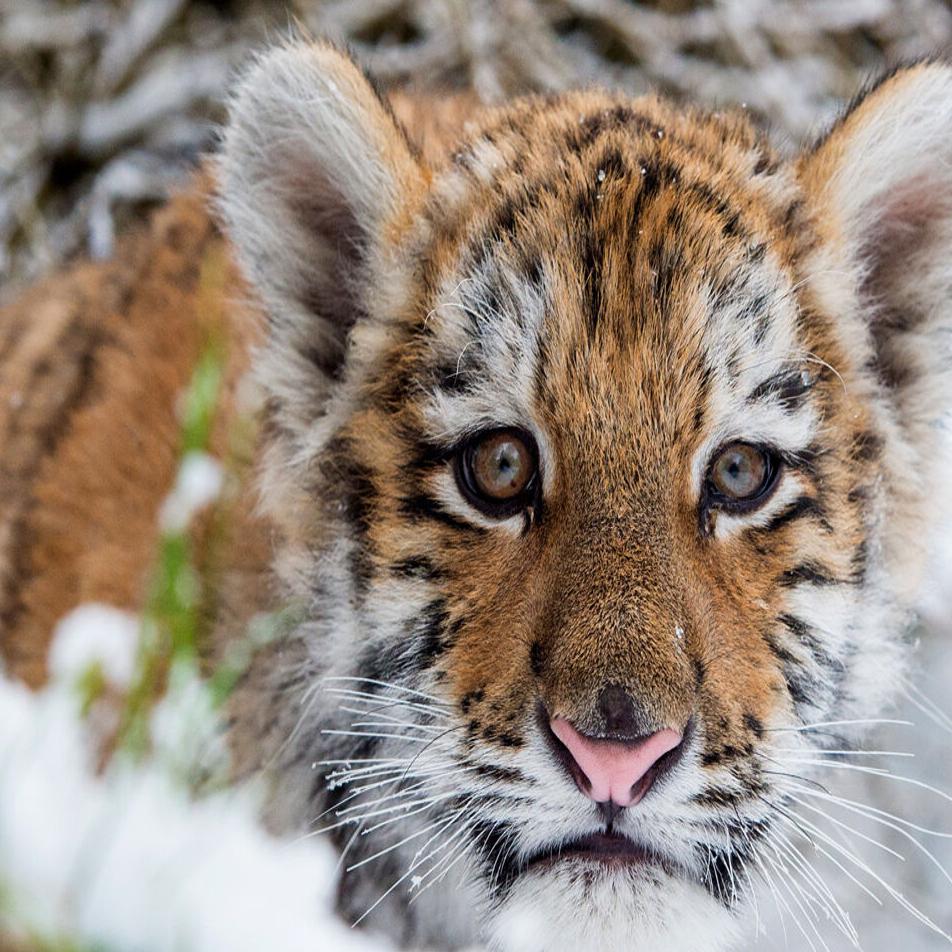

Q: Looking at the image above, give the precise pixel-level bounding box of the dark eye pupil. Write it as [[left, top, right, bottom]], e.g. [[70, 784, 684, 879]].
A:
[[711, 443, 769, 500]]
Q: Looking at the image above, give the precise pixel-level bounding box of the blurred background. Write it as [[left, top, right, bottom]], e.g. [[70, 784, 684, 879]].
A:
[[1, 1, 950, 950], [3, 0, 952, 303]]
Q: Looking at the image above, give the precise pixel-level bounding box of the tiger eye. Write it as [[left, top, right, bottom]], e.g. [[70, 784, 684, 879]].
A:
[[470, 431, 535, 501], [710, 442, 770, 501], [455, 427, 539, 517]]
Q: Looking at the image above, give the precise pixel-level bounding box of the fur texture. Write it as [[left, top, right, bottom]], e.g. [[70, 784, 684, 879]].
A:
[[4, 39, 952, 952]]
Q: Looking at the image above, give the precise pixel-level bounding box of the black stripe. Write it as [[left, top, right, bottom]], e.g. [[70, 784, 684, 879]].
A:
[[475, 763, 527, 784], [743, 712, 765, 738], [747, 369, 813, 409], [391, 555, 443, 581], [762, 495, 825, 533], [848, 429, 884, 463], [399, 493, 485, 533], [778, 561, 838, 587], [778, 613, 845, 678], [409, 598, 452, 668], [473, 820, 521, 896]]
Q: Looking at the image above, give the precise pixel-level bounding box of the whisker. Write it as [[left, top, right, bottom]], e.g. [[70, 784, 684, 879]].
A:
[[776, 802, 951, 941], [325, 688, 452, 720], [766, 794, 886, 908], [754, 852, 791, 947], [772, 829, 857, 944], [764, 719, 914, 733], [757, 853, 816, 952], [319, 757, 414, 766], [781, 782, 952, 891], [350, 810, 465, 926], [899, 679, 952, 736], [409, 819, 477, 900], [359, 793, 463, 836], [321, 728, 452, 745], [777, 758, 952, 805], [789, 785, 952, 839], [346, 717, 445, 735], [783, 792, 905, 862], [347, 813, 460, 873], [322, 676, 449, 706], [772, 748, 914, 758]]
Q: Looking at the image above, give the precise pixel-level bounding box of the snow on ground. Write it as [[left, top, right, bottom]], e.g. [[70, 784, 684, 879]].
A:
[[0, 606, 393, 952]]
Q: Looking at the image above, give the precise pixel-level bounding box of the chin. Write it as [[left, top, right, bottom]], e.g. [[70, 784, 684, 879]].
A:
[[485, 861, 740, 952]]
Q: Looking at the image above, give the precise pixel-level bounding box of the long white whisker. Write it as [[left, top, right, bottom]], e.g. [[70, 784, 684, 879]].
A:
[[789, 785, 952, 839], [765, 719, 914, 733], [776, 804, 951, 941], [338, 766, 478, 818], [359, 793, 463, 836], [350, 810, 465, 926], [772, 829, 858, 945], [758, 853, 817, 952], [755, 852, 791, 948], [899, 680, 952, 735], [782, 783, 952, 890], [326, 688, 451, 720], [783, 792, 905, 861], [322, 676, 449, 706], [347, 813, 459, 873], [772, 747, 914, 758], [767, 797, 885, 907], [778, 758, 952, 806], [321, 728, 452, 745], [345, 717, 445, 735]]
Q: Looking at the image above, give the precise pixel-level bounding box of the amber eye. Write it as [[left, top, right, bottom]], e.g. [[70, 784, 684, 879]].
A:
[[456, 427, 539, 517], [706, 442, 778, 508]]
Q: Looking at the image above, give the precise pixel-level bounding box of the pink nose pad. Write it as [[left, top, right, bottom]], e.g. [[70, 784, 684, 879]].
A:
[[550, 718, 683, 807]]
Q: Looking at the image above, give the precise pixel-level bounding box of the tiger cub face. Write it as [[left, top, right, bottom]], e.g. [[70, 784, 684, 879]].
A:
[[219, 43, 952, 951]]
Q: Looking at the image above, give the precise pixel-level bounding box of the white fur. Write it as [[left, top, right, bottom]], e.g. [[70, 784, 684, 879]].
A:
[[802, 62, 952, 606]]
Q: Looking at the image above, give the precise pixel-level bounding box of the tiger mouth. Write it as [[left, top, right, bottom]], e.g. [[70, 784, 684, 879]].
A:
[[523, 832, 673, 875]]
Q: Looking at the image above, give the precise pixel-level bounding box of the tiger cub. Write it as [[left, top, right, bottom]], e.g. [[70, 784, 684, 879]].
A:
[[2, 40, 951, 952]]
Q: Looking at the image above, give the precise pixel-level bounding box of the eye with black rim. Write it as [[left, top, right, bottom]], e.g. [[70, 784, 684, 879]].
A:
[[454, 427, 540, 518], [703, 441, 781, 516]]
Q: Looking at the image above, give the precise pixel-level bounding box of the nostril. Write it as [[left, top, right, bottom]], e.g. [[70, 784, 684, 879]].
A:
[[546, 715, 684, 808]]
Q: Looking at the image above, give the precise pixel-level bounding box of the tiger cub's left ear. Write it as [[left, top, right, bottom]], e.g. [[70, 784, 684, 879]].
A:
[[798, 61, 952, 587]]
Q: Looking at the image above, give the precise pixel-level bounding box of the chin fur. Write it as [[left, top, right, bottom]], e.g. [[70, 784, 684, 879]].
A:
[[487, 866, 740, 952]]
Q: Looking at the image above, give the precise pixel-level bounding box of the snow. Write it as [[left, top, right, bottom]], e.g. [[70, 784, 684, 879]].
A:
[[48, 603, 140, 687], [159, 450, 224, 533], [0, 618, 394, 952]]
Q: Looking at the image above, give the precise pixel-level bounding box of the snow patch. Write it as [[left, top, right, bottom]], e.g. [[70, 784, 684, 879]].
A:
[[159, 450, 224, 533], [49, 602, 140, 687]]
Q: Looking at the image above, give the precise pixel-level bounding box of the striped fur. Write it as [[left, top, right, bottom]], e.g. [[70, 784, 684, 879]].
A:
[[5, 39, 952, 952]]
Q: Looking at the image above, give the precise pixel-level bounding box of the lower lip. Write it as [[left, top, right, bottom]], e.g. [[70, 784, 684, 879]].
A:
[[524, 834, 661, 873]]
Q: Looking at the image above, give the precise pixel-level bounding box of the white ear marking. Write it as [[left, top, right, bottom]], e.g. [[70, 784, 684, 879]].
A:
[[216, 39, 423, 440], [799, 60, 952, 602]]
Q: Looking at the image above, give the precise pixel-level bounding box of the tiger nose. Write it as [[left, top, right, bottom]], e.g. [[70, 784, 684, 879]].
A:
[[549, 717, 683, 808]]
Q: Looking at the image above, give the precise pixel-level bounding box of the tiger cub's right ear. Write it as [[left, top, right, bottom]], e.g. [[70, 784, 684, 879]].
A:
[[217, 39, 425, 435]]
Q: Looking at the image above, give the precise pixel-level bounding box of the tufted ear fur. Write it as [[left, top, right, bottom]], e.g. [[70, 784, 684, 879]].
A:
[[217, 40, 425, 444], [798, 61, 952, 598]]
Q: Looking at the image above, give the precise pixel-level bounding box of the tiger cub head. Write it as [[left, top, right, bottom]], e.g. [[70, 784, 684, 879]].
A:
[[218, 41, 952, 951]]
